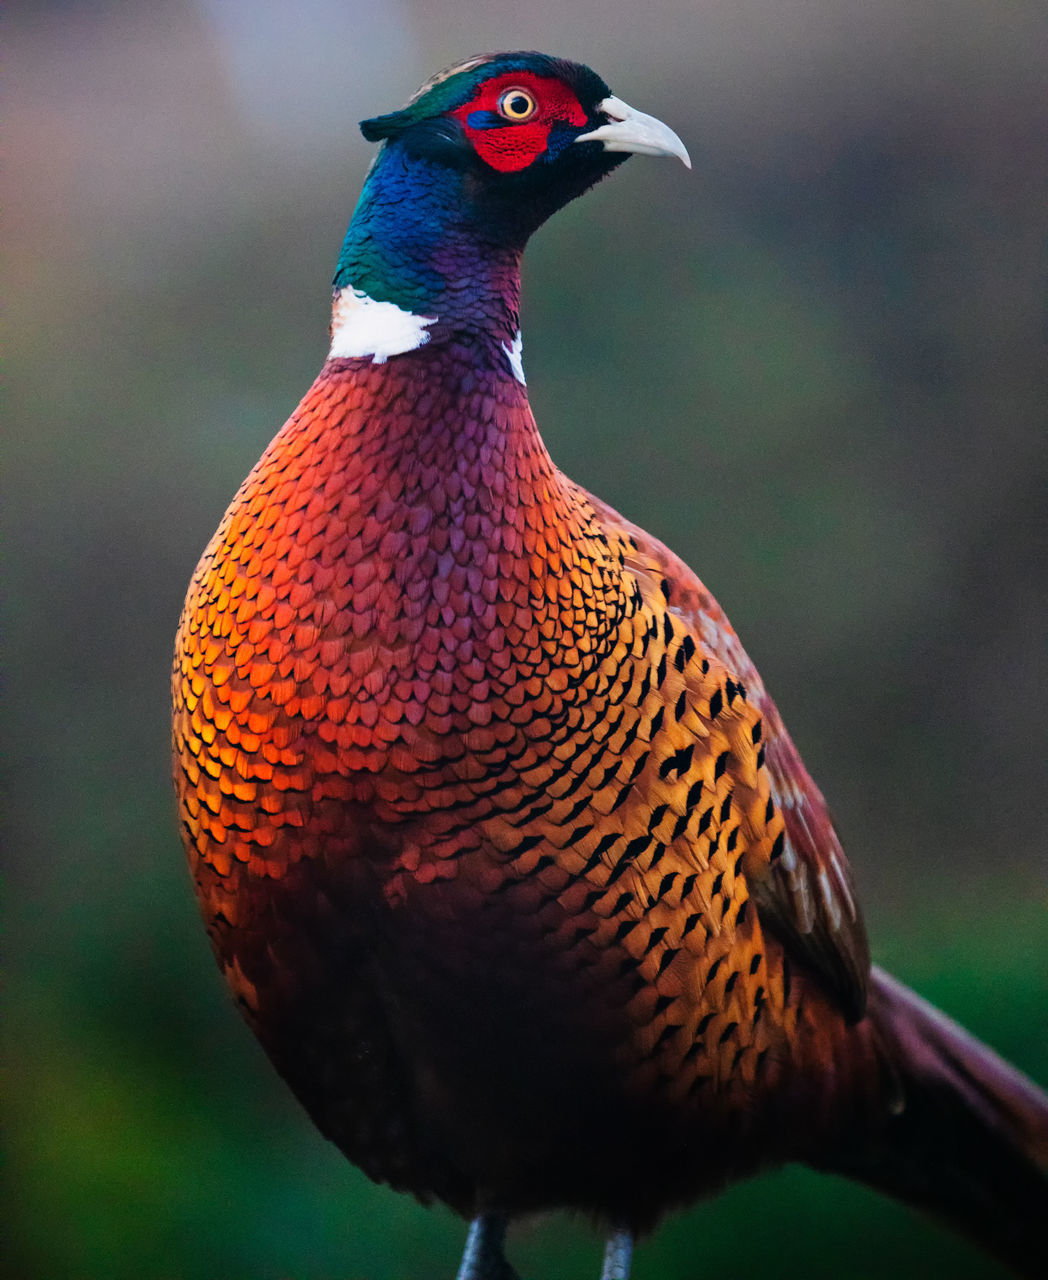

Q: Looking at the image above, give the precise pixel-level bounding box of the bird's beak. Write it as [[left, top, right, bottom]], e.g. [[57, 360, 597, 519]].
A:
[[575, 96, 691, 168]]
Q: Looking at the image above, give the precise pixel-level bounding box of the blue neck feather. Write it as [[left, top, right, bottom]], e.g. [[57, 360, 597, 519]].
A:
[[333, 145, 522, 347]]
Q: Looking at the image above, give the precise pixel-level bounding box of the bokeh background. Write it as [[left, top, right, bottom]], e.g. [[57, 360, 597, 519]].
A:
[[8, 2, 1047, 1277]]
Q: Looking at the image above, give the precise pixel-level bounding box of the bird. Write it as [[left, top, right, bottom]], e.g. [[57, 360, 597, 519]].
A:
[[172, 50, 1048, 1280]]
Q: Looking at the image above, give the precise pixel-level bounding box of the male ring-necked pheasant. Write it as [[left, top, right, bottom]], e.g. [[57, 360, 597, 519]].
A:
[[173, 51, 1048, 1279]]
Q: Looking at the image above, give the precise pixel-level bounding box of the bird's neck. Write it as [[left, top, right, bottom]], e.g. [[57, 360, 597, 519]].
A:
[[330, 145, 524, 376]]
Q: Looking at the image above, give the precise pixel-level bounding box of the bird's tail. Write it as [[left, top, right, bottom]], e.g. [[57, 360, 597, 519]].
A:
[[823, 966, 1048, 1275]]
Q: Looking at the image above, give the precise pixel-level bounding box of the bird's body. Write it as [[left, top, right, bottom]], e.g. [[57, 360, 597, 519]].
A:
[[173, 52, 1048, 1277]]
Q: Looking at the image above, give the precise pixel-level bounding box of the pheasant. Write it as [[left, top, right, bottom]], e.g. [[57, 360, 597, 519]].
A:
[[172, 51, 1048, 1280]]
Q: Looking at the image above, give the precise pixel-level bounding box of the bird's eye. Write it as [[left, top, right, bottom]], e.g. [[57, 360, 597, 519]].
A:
[[497, 88, 537, 121]]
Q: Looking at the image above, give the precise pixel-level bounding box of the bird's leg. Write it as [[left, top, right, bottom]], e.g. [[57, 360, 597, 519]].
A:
[[600, 1226, 634, 1280], [455, 1214, 519, 1280]]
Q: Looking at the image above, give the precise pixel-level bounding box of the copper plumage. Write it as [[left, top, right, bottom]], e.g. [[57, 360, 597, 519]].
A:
[[173, 52, 1048, 1279]]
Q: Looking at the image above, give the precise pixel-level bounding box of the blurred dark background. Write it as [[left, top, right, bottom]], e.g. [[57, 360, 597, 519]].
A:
[[7, 2, 1047, 1277]]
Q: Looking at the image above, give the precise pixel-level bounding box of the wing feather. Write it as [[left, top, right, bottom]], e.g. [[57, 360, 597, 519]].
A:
[[595, 499, 870, 1019]]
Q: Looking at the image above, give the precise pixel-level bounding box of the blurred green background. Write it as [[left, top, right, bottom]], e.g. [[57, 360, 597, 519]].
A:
[[8, 2, 1047, 1277]]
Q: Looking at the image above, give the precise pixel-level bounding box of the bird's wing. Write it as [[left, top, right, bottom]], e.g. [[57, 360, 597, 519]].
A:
[[595, 500, 870, 1020]]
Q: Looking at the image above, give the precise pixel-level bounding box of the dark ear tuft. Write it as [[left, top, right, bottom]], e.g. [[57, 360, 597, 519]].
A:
[[360, 112, 407, 143]]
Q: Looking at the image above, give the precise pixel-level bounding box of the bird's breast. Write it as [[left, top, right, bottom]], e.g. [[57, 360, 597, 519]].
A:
[[172, 358, 633, 889]]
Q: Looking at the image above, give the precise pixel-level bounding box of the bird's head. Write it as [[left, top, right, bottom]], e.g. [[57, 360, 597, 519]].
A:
[[356, 51, 689, 244], [331, 53, 689, 363]]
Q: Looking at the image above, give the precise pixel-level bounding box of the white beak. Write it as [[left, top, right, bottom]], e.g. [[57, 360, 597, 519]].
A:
[[575, 96, 691, 168]]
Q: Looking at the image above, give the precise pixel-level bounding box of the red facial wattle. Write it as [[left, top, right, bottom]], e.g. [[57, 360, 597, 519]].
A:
[[450, 70, 588, 173]]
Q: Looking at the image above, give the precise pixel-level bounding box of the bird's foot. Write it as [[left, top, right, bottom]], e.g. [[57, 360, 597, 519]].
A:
[[455, 1213, 633, 1279], [600, 1226, 634, 1280], [455, 1214, 520, 1280]]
